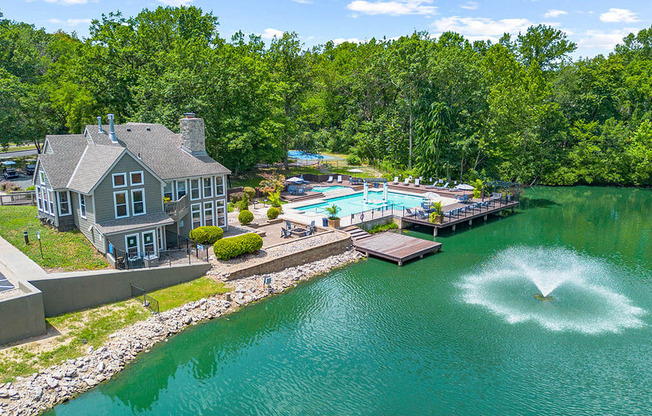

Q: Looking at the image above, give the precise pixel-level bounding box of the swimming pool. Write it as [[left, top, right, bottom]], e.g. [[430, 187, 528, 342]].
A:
[[310, 185, 350, 193], [296, 190, 425, 217], [287, 150, 337, 161]]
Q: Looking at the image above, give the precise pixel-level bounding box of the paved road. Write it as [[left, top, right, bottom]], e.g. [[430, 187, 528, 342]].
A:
[[0, 149, 38, 159]]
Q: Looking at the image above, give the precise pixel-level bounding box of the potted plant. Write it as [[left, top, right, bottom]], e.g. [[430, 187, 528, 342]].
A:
[[325, 204, 341, 228], [429, 201, 444, 224]]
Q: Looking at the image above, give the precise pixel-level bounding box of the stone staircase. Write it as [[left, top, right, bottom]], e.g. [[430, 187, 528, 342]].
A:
[[340, 225, 371, 241]]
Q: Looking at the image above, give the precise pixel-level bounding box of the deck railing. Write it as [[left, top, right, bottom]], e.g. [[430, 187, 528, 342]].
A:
[[0, 191, 35, 206], [164, 194, 189, 220], [402, 195, 518, 225], [348, 203, 400, 225]]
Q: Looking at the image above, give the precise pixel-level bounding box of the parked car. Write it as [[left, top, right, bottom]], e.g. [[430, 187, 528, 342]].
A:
[[26, 164, 36, 175], [2, 161, 18, 179]]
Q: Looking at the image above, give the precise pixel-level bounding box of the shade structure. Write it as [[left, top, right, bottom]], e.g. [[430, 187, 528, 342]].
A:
[[423, 192, 441, 200], [455, 184, 475, 191], [286, 177, 304, 183], [348, 168, 363, 173]]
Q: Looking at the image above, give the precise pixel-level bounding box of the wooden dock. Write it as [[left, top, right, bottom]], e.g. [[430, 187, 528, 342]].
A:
[[350, 232, 442, 266]]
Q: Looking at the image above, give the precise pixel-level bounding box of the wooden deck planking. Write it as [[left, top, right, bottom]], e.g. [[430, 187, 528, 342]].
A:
[[353, 232, 442, 266], [403, 201, 519, 229]]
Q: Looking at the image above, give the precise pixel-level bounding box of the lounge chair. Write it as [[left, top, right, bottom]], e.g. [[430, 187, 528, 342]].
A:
[[415, 178, 420, 187], [393, 176, 399, 184], [308, 220, 316, 235], [337, 175, 343, 183], [280, 227, 292, 238], [288, 185, 297, 195], [297, 186, 306, 196], [435, 182, 449, 190], [286, 220, 294, 230], [406, 208, 416, 217], [403, 178, 410, 186], [417, 210, 429, 219], [327, 176, 334, 183]]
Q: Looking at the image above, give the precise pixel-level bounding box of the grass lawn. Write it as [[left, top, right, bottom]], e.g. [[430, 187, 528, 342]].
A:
[[0, 276, 229, 383], [0, 206, 109, 271], [0, 144, 37, 153]]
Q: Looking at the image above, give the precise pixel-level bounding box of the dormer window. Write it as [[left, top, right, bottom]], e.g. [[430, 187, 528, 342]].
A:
[[113, 173, 127, 188], [130, 171, 143, 186]]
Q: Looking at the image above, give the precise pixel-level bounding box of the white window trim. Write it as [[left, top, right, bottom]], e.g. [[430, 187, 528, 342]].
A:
[[39, 172, 45, 185], [130, 188, 146, 216], [79, 194, 87, 219], [216, 199, 226, 227], [141, 230, 157, 256], [125, 233, 140, 258], [203, 201, 214, 226], [191, 203, 202, 229], [36, 186, 43, 212], [163, 182, 174, 199], [176, 180, 187, 200], [130, 170, 144, 186], [202, 177, 213, 199], [57, 191, 72, 216], [215, 175, 225, 196], [112, 173, 127, 188], [189, 178, 201, 201], [47, 189, 55, 216], [113, 190, 130, 219]]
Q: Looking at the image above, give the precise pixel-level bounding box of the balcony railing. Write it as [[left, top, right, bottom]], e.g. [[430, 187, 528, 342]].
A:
[[164, 194, 189, 220]]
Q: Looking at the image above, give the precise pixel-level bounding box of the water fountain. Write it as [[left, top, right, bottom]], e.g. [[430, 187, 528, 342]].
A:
[[459, 247, 646, 334]]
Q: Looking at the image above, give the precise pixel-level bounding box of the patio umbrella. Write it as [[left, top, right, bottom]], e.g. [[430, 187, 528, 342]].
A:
[[286, 177, 304, 183], [1, 161, 16, 166], [455, 184, 475, 191], [423, 192, 441, 200], [348, 168, 363, 173]]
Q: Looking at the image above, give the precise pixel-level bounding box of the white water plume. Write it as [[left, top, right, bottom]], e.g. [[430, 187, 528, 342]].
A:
[[459, 247, 646, 334]]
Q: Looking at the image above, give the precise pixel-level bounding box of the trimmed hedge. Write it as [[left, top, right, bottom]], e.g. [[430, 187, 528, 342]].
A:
[[213, 233, 263, 260], [189, 226, 224, 245], [267, 207, 280, 220], [238, 209, 254, 225]]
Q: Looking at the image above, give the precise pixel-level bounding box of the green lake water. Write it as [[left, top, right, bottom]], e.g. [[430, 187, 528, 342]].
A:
[[47, 186, 652, 415]]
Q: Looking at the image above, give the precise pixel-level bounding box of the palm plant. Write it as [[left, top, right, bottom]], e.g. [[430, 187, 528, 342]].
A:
[[325, 204, 341, 220]]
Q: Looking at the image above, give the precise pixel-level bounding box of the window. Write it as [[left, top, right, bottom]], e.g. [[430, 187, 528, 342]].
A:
[[125, 234, 139, 258], [215, 176, 224, 196], [58, 191, 70, 216], [39, 172, 45, 185], [131, 189, 145, 216], [79, 194, 87, 218], [203, 201, 214, 226], [47, 190, 55, 214], [191, 203, 202, 229], [112, 173, 127, 188], [157, 228, 163, 250], [114, 191, 129, 218], [176, 180, 186, 199], [142, 231, 156, 255], [130, 171, 143, 186], [36, 186, 43, 211], [203, 177, 213, 198], [190, 179, 200, 200], [216, 200, 226, 227], [163, 182, 174, 201]]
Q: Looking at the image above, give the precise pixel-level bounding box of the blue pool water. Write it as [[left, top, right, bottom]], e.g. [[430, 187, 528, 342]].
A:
[[287, 150, 337, 161], [310, 186, 350, 193], [297, 190, 425, 217]]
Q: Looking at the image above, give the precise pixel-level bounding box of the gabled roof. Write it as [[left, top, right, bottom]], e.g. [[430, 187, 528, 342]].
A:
[[84, 123, 231, 180], [66, 145, 126, 194], [36, 135, 87, 189]]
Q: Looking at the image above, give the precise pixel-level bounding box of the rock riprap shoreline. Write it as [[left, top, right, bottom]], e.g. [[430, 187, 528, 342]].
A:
[[0, 250, 362, 416]]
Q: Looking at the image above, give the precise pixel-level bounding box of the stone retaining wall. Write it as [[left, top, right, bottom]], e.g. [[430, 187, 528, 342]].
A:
[[225, 236, 352, 280]]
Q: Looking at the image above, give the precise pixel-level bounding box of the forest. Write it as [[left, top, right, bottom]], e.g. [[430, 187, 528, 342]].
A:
[[0, 6, 650, 186]]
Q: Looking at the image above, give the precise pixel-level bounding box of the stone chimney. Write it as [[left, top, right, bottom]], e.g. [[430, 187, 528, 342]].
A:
[[180, 113, 206, 156]]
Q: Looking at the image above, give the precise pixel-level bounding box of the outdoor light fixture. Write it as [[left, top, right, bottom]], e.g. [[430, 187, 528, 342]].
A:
[[23, 231, 29, 245]]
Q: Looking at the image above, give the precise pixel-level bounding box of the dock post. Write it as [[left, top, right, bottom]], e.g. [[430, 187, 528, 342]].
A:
[[452, 224, 456, 231], [484, 215, 488, 222], [468, 219, 472, 226], [433, 227, 438, 237]]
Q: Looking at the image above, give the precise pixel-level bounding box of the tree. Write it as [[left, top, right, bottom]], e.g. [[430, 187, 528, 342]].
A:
[[516, 25, 577, 71]]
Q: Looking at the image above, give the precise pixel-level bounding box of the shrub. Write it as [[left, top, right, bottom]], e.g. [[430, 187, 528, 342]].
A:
[[347, 154, 362, 165], [0, 181, 20, 192], [229, 192, 243, 203], [25, 185, 35, 191], [213, 233, 263, 260], [243, 186, 256, 200], [267, 207, 280, 220], [227, 202, 235, 213], [237, 196, 249, 211], [367, 222, 398, 234], [189, 226, 224, 245], [238, 209, 254, 225]]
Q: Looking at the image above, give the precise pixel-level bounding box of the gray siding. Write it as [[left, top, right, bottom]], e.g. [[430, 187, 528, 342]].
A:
[[93, 154, 163, 223], [70, 192, 103, 252], [35, 165, 57, 225]]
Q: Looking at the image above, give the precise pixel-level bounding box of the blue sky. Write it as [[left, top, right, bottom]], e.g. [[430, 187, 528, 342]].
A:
[[2, 0, 651, 57]]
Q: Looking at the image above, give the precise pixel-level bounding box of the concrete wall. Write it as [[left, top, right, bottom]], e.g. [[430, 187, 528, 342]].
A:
[[0, 281, 46, 345], [227, 235, 351, 280], [28, 263, 211, 317]]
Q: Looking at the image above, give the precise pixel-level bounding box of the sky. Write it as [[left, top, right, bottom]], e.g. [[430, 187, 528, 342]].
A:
[[1, 0, 651, 58]]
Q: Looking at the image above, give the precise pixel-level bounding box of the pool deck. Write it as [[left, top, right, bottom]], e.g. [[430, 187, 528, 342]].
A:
[[346, 230, 442, 266]]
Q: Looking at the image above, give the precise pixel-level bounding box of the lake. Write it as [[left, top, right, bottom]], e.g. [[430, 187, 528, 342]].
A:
[[47, 186, 652, 415]]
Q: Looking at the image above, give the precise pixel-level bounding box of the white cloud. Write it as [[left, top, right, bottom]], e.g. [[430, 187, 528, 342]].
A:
[[48, 18, 92, 26], [544, 9, 567, 18], [291, 0, 313, 3], [346, 0, 437, 16], [157, 0, 193, 6], [460, 2, 478, 10], [261, 28, 284, 40], [432, 16, 532, 42], [578, 29, 629, 50], [39, 0, 94, 5], [333, 37, 362, 45], [599, 8, 639, 23]]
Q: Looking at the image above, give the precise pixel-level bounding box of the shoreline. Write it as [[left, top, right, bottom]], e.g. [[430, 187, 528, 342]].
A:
[[0, 249, 364, 416]]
